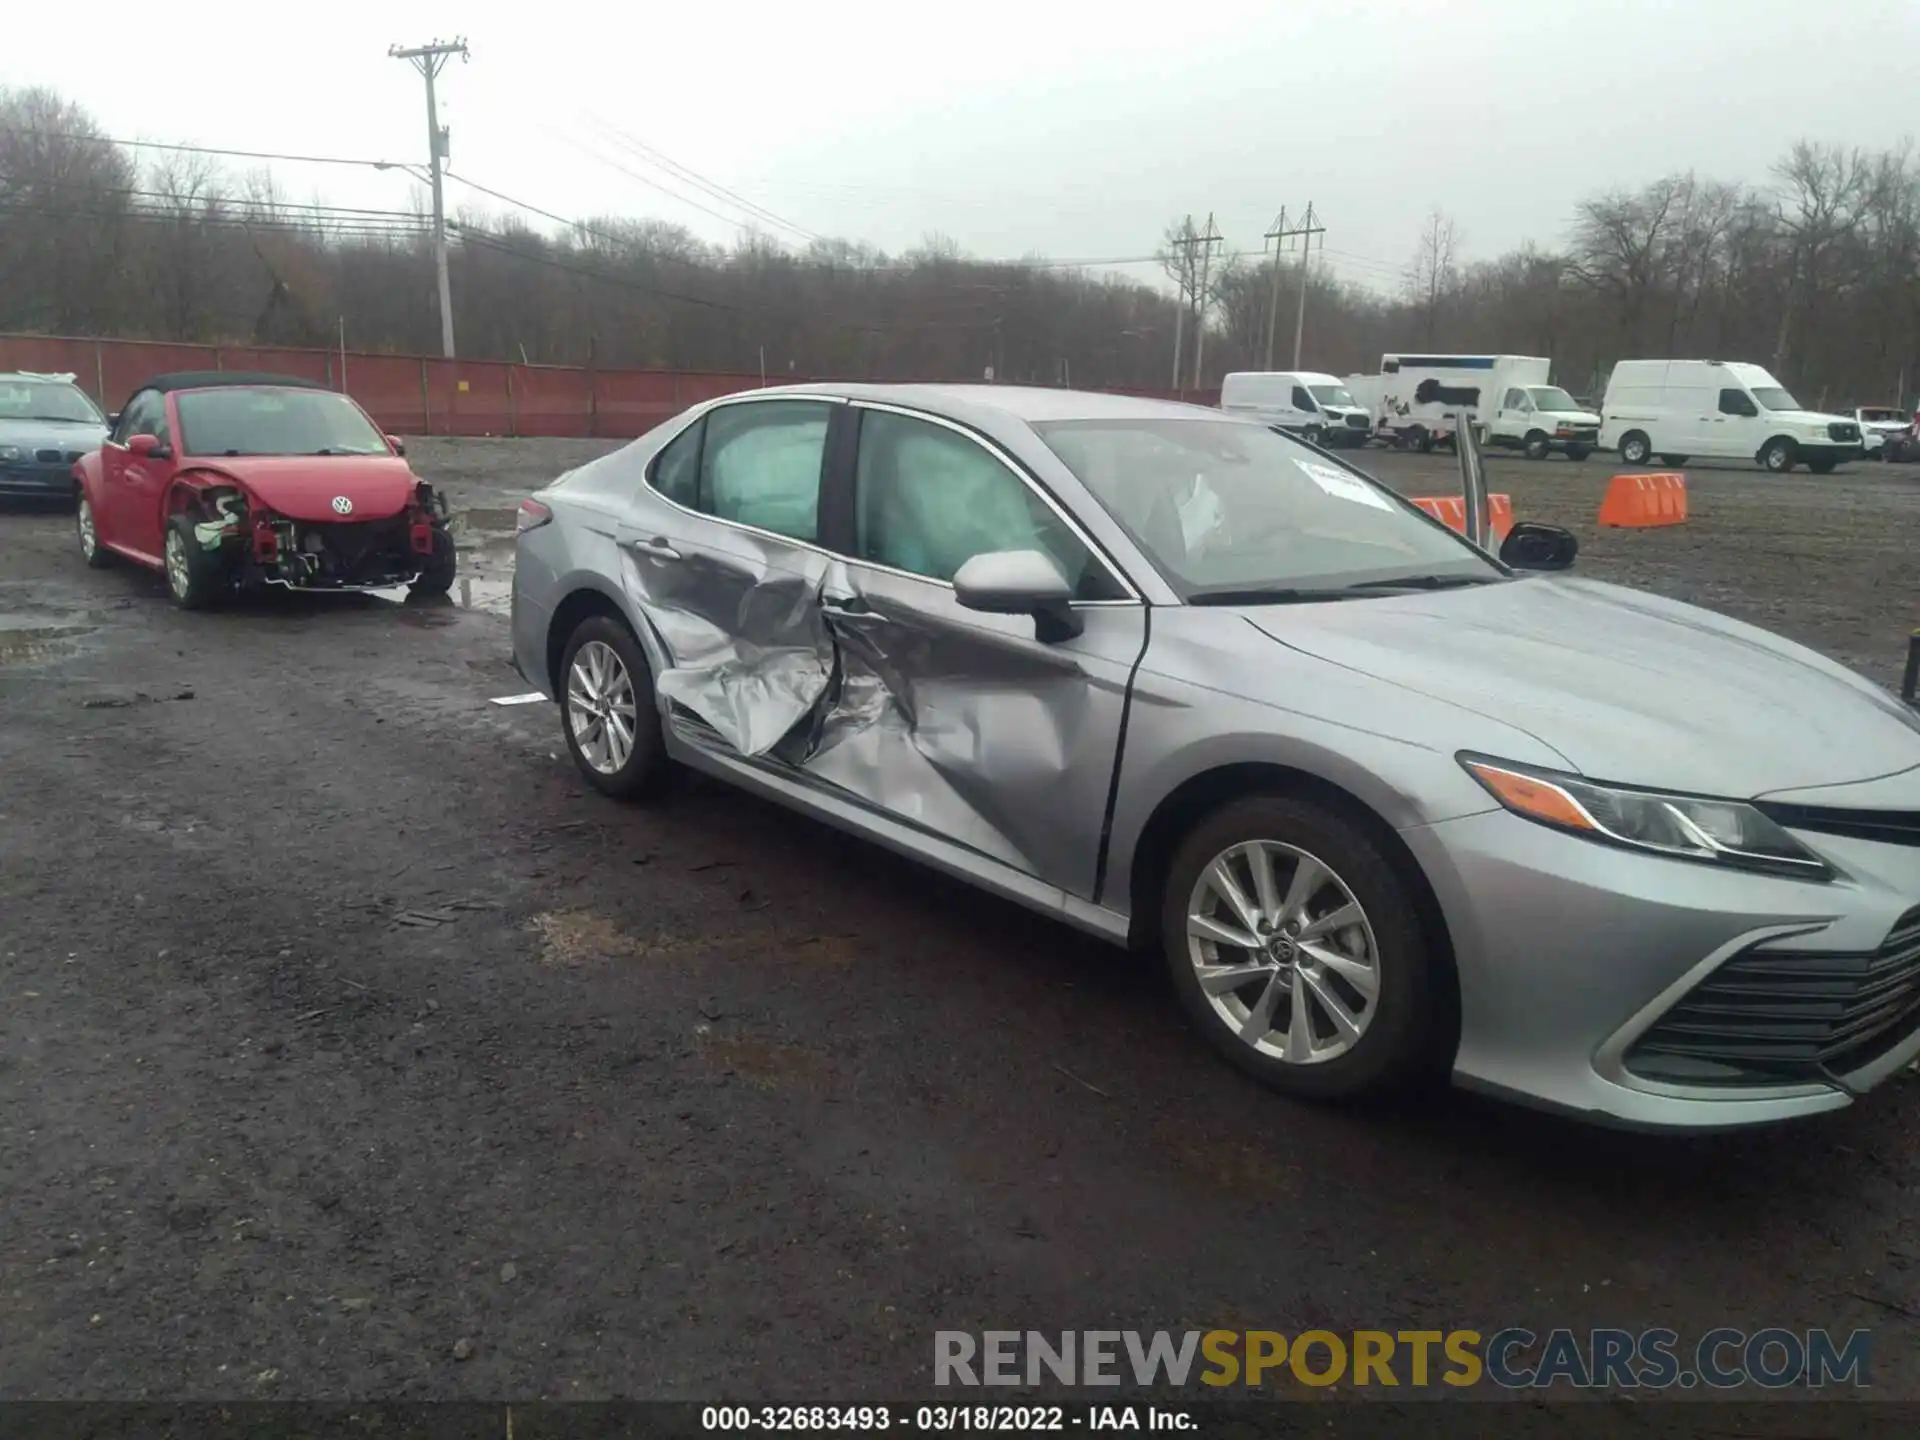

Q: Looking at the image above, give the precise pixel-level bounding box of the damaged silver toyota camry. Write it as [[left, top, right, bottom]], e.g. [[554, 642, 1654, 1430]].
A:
[[510, 384, 1920, 1131]]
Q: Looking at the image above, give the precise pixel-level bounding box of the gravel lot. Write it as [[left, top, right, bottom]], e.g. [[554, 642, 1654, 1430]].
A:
[[2, 434, 1919, 1405]]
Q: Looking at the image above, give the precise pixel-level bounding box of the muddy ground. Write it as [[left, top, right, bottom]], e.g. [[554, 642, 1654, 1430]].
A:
[[2, 436, 1919, 1405]]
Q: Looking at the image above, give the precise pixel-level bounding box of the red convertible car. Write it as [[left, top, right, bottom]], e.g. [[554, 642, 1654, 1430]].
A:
[[74, 372, 456, 608]]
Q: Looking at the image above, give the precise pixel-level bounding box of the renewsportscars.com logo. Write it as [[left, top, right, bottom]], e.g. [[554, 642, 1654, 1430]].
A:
[[933, 1328, 1873, 1391]]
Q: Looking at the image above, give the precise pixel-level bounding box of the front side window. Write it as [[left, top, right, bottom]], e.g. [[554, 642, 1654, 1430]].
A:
[[1719, 388, 1759, 417], [0, 380, 102, 424], [1503, 389, 1527, 410], [853, 409, 1116, 599], [115, 390, 164, 444], [1291, 385, 1316, 411], [176, 388, 385, 456], [698, 400, 829, 542], [1034, 417, 1504, 600]]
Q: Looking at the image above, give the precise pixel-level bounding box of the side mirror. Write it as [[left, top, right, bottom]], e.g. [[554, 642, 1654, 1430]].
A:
[[1499, 521, 1578, 572], [126, 433, 167, 459], [387, 434, 407, 456], [953, 549, 1082, 642]]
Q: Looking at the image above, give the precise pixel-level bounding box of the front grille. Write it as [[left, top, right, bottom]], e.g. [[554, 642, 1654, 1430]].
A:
[[1625, 908, 1920, 1086], [1755, 801, 1920, 847], [1345, 414, 1369, 430], [1829, 422, 1861, 442]]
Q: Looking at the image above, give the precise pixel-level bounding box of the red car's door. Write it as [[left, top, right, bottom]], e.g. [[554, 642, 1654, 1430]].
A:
[[102, 387, 175, 561]]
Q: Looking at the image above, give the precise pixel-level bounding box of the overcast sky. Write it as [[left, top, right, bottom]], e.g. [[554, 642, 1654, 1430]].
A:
[[8, 0, 1918, 294]]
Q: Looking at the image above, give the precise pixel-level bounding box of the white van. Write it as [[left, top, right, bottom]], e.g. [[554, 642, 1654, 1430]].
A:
[[1600, 360, 1865, 473], [1219, 371, 1373, 448]]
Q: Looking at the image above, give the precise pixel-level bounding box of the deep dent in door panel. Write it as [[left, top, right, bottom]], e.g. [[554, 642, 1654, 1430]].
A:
[[615, 532, 836, 758], [801, 569, 1089, 872]]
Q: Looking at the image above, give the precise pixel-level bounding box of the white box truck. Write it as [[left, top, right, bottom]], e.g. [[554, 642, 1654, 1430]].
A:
[[1371, 354, 1600, 459], [1599, 360, 1864, 472], [1219, 371, 1374, 448]]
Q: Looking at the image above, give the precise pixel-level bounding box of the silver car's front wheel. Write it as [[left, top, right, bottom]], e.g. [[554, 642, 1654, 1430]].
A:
[[1162, 795, 1444, 1099], [1185, 840, 1379, 1065]]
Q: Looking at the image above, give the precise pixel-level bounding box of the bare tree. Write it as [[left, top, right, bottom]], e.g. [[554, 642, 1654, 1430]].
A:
[[1405, 208, 1458, 344]]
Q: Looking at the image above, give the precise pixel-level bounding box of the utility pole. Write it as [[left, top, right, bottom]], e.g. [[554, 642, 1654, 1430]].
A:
[[390, 37, 469, 359], [1170, 215, 1192, 389], [1191, 212, 1222, 391], [1263, 207, 1287, 369], [1268, 202, 1325, 369]]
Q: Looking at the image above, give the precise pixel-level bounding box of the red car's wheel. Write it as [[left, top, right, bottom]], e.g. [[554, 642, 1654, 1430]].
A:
[[76, 493, 114, 570], [163, 516, 228, 610]]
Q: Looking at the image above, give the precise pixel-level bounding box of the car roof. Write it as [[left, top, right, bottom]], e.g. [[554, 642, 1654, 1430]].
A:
[[741, 381, 1229, 426], [1, 371, 85, 384], [135, 371, 328, 395]]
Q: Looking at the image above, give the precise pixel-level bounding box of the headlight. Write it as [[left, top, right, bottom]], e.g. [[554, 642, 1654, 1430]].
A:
[[1459, 755, 1833, 880], [0, 444, 22, 462]]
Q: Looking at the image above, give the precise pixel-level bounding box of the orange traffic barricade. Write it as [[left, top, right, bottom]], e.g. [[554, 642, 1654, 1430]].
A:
[[1598, 472, 1688, 527], [1409, 493, 1514, 541]]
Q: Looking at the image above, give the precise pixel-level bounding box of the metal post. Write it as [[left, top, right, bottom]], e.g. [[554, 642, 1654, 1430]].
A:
[[1192, 212, 1218, 392], [338, 316, 348, 393], [1457, 402, 1490, 551]]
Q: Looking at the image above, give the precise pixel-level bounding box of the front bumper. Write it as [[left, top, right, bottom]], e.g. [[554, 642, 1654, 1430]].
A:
[[0, 464, 77, 498], [1402, 808, 1920, 1130], [1796, 442, 1865, 464]]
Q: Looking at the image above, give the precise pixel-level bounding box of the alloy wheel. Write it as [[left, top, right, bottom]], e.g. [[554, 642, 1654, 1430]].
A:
[[1184, 840, 1380, 1065], [567, 639, 640, 775], [164, 529, 191, 600], [77, 499, 97, 559]]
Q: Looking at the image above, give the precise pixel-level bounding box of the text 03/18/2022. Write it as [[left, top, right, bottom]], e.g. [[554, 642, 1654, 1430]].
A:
[[701, 1407, 1196, 1431]]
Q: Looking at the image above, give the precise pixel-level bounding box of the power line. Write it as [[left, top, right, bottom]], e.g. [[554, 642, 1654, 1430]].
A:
[[549, 129, 796, 239], [0, 125, 400, 170], [583, 114, 821, 244]]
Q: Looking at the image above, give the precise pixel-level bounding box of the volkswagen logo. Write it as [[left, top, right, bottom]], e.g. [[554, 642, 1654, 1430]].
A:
[[331, 496, 354, 515]]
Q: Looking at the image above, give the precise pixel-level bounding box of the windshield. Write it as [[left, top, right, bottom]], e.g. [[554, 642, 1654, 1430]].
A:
[[1033, 418, 1504, 600], [1528, 386, 1580, 411], [1307, 384, 1356, 408], [1750, 385, 1800, 412], [176, 388, 389, 457], [0, 380, 103, 425]]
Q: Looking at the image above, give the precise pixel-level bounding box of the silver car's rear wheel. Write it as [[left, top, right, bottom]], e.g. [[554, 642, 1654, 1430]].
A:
[[1161, 795, 1445, 1099], [567, 639, 639, 775], [1185, 841, 1379, 1065], [557, 613, 669, 800]]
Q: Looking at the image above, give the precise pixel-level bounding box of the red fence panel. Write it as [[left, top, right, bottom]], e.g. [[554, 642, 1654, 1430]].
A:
[[0, 333, 1226, 436]]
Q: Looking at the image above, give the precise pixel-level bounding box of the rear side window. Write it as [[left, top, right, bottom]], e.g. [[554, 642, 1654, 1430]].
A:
[[649, 416, 702, 508], [697, 400, 830, 542]]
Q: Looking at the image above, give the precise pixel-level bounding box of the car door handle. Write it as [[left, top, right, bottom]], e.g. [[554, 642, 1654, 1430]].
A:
[[820, 592, 870, 615], [632, 535, 682, 561]]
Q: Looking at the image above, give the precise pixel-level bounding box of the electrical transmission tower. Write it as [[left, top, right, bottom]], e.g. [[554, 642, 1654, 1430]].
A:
[[390, 37, 470, 358], [1264, 203, 1326, 368]]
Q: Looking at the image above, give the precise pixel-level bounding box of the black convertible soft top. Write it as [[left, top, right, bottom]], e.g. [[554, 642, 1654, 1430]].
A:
[[135, 371, 328, 395]]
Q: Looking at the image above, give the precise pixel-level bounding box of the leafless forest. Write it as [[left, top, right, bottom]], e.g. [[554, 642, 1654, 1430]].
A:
[[5, 85, 1919, 404]]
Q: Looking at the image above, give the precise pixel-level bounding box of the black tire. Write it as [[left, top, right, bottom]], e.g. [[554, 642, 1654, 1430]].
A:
[[1657, 454, 1689, 465], [1523, 431, 1551, 461], [409, 526, 457, 598], [1412, 427, 1434, 454], [163, 514, 227, 610], [1618, 431, 1651, 466], [1302, 425, 1324, 448], [76, 492, 113, 569], [1808, 457, 1837, 475], [1565, 444, 1591, 461], [1160, 795, 1442, 1101], [558, 614, 668, 800], [1761, 437, 1797, 473]]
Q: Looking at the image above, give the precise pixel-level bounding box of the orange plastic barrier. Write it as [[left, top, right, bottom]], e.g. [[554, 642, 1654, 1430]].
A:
[[1598, 472, 1688, 527], [1408, 493, 1514, 541]]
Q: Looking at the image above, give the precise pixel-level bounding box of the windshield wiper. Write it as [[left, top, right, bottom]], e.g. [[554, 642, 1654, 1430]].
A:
[[1342, 574, 1503, 592], [1188, 586, 1376, 606]]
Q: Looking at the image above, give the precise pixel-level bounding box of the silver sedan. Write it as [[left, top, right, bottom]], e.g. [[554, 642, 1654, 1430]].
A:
[[509, 384, 1920, 1131]]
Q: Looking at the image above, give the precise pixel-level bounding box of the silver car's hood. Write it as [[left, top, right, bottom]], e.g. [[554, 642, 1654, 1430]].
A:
[[1246, 575, 1920, 797], [0, 419, 107, 453]]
